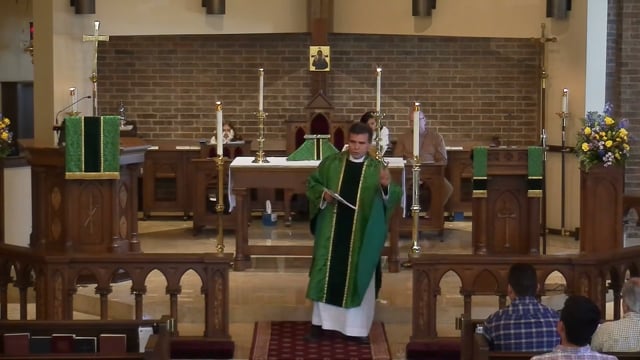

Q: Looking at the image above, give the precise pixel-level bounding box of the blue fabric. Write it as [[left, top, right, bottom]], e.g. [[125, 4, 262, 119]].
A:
[[483, 297, 560, 352]]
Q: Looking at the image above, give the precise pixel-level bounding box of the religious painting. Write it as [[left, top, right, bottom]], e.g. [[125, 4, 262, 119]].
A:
[[309, 46, 330, 72]]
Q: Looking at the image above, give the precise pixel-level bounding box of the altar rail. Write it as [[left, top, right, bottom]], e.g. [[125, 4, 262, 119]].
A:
[[0, 244, 232, 342], [408, 246, 640, 359]]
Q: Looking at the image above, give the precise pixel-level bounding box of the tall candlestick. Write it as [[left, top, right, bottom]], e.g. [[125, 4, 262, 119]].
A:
[[258, 68, 264, 112], [413, 102, 420, 158], [562, 88, 569, 113], [376, 67, 382, 112], [215, 101, 223, 156], [69, 87, 78, 113]]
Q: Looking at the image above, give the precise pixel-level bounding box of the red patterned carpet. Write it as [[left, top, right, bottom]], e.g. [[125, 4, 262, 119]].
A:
[[249, 321, 391, 360]]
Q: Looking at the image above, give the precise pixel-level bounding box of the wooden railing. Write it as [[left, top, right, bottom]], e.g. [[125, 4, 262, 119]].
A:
[[0, 244, 233, 341], [408, 246, 640, 358]]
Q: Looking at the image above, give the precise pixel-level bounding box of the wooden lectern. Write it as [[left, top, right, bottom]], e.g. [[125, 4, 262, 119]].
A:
[[23, 138, 148, 254], [472, 148, 541, 255]]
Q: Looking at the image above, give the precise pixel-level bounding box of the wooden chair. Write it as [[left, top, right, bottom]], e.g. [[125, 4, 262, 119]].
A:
[[282, 113, 349, 224]]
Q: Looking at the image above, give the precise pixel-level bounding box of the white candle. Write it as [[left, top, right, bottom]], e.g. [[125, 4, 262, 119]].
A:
[[258, 68, 264, 112], [375, 67, 382, 112], [69, 87, 78, 113], [413, 103, 420, 159], [216, 101, 223, 156], [562, 88, 569, 113]]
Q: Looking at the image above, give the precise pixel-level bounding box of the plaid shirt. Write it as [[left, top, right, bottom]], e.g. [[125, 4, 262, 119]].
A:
[[483, 296, 560, 351], [591, 311, 640, 352], [530, 345, 618, 359]]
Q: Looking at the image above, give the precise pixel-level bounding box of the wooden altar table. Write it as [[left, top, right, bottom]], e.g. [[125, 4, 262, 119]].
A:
[[230, 156, 405, 273]]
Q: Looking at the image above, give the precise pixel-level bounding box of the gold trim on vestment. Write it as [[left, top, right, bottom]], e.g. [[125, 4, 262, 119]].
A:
[[341, 156, 368, 307], [321, 155, 347, 303]]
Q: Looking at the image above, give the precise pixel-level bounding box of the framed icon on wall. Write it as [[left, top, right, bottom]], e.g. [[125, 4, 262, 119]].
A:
[[309, 46, 330, 72]]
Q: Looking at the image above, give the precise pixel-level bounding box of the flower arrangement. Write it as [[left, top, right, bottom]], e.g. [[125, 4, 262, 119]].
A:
[[0, 115, 13, 158], [575, 103, 630, 171]]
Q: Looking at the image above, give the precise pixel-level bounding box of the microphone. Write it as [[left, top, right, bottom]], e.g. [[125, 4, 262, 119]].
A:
[[54, 95, 92, 127]]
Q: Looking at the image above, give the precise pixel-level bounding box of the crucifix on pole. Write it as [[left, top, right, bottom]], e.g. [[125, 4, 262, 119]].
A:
[[529, 23, 557, 254], [83, 20, 109, 116]]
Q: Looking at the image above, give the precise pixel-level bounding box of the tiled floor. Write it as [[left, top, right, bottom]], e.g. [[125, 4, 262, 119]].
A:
[[11, 216, 583, 359]]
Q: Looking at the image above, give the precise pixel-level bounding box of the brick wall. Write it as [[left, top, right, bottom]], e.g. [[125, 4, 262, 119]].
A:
[[607, 0, 640, 192], [98, 33, 539, 147]]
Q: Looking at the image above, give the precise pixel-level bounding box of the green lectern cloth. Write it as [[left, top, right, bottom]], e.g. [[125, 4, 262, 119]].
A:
[[65, 116, 120, 180], [287, 135, 338, 161], [527, 146, 543, 197], [472, 146, 488, 198]]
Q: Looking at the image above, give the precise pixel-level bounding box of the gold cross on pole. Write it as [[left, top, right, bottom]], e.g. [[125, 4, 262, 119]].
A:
[[83, 20, 109, 116]]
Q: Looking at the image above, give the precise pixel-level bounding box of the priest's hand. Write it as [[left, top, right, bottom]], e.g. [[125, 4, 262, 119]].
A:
[[323, 191, 334, 203], [380, 167, 391, 187]]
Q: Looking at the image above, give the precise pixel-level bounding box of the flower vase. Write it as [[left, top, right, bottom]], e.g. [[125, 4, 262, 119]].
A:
[[579, 163, 624, 253]]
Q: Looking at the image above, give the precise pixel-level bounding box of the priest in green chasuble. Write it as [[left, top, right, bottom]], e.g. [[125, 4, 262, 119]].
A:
[[305, 122, 402, 343]]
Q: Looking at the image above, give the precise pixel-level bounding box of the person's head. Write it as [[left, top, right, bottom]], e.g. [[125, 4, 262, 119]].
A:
[[409, 108, 427, 133], [359, 111, 377, 132], [222, 122, 236, 142], [316, 49, 324, 58], [507, 263, 538, 299], [347, 122, 372, 159], [622, 277, 640, 314], [558, 295, 601, 347]]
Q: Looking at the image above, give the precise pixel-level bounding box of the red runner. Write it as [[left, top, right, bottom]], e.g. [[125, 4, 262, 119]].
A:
[[249, 321, 391, 360]]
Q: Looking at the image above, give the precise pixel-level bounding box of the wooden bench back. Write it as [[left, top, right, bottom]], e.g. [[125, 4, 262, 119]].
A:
[[0, 318, 165, 359], [473, 330, 640, 360]]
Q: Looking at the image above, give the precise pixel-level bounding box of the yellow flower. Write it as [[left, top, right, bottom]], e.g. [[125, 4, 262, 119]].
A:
[[624, 143, 630, 151], [605, 116, 614, 125], [0, 132, 8, 141], [581, 143, 590, 152], [584, 127, 592, 135], [2, 117, 9, 125], [620, 128, 628, 136], [605, 140, 613, 148], [600, 131, 606, 137]]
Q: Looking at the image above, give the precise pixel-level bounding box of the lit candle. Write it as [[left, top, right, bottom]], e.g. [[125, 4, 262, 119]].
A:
[[413, 102, 420, 159], [69, 87, 78, 113], [216, 101, 223, 156], [258, 68, 264, 112], [375, 67, 382, 112], [562, 88, 569, 113]]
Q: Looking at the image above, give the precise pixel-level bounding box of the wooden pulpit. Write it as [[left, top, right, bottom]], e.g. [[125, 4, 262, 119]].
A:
[[472, 148, 541, 255], [23, 138, 148, 254]]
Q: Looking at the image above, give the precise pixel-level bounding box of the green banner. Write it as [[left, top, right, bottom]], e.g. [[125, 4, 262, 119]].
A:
[[65, 116, 120, 180], [527, 146, 543, 197], [472, 146, 488, 198]]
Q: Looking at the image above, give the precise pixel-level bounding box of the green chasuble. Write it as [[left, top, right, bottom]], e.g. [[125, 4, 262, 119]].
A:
[[306, 151, 401, 308]]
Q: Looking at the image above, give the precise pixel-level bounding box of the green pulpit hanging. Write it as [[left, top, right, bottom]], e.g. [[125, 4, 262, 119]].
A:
[[472, 147, 488, 198], [527, 146, 543, 197], [287, 134, 338, 161], [65, 116, 120, 180]]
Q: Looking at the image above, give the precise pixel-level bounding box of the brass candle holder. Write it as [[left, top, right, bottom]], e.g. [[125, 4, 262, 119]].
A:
[[409, 155, 422, 258], [215, 154, 225, 253], [252, 111, 269, 163], [373, 111, 387, 165]]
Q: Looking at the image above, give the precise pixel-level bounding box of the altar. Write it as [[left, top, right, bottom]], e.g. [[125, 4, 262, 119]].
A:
[[230, 156, 406, 272]]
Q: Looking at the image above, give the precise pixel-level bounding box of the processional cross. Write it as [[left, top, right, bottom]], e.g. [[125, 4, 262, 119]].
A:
[[83, 20, 109, 116], [529, 23, 556, 254]]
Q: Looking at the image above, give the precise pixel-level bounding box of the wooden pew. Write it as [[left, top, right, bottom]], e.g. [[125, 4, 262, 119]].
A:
[[0, 318, 165, 359], [473, 332, 640, 360]]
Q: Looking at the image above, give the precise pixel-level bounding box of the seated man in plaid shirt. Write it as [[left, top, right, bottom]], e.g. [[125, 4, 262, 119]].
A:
[[591, 277, 640, 352], [483, 263, 560, 351]]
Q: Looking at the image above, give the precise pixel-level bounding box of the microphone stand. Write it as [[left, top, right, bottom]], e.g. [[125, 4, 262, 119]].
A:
[[53, 95, 91, 147]]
